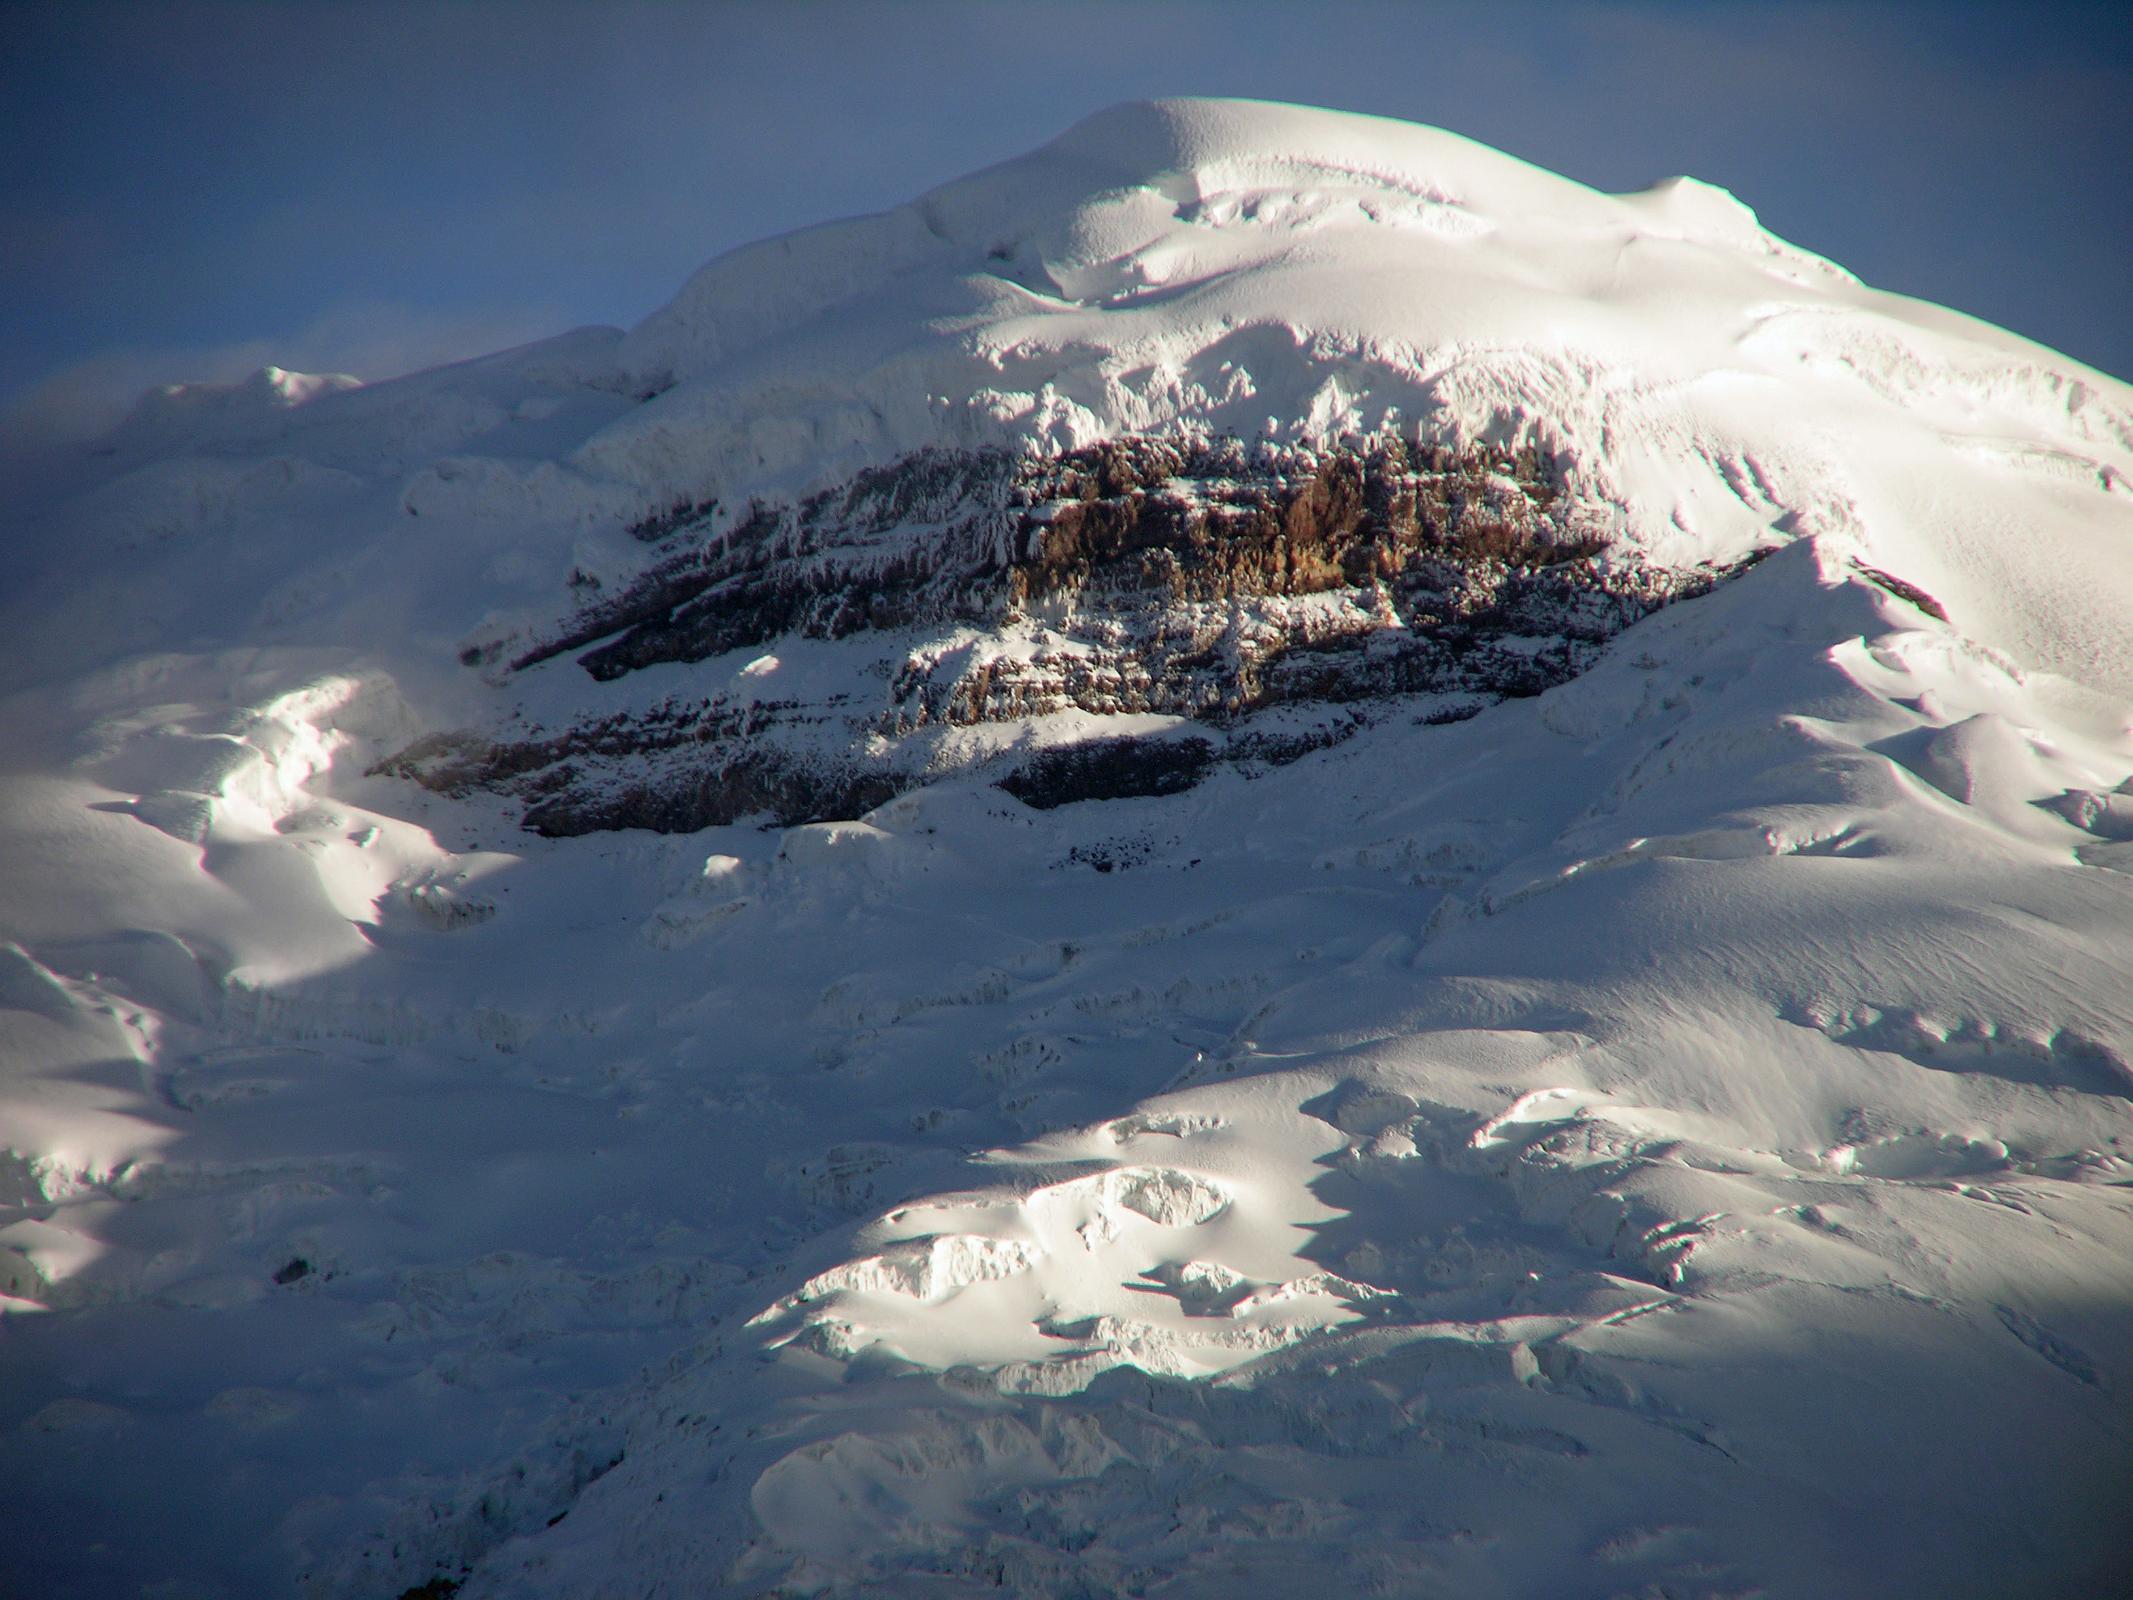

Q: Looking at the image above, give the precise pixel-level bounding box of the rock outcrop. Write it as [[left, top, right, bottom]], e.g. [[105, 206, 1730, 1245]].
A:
[[385, 433, 1754, 832]]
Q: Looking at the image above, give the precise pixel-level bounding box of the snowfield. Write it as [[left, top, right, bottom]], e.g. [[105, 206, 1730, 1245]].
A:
[[2, 99, 2131, 1598]]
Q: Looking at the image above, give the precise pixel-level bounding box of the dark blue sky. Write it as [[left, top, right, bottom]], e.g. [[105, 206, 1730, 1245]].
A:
[[5, 1, 2128, 455]]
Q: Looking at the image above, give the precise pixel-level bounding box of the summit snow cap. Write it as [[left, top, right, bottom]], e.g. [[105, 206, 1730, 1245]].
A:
[[574, 101, 2133, 711], [616, 97, 1832, 391]]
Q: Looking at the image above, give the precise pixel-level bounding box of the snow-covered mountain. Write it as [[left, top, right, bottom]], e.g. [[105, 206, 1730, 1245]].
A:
[[3, 99, 2131, 1599]]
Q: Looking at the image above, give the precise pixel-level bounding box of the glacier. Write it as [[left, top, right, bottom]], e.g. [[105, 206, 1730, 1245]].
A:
[[2, 99, 2130, 1598]]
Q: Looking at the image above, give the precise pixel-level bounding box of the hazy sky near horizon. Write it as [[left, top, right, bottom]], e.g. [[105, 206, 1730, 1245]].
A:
[[5, 0, 2129, 453]]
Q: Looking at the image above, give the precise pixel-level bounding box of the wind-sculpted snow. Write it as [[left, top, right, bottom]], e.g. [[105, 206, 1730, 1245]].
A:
[[3, 98, 2132, 1600]]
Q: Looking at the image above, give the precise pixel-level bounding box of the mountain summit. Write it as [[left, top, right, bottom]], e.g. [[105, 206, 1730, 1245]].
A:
[[3, 100, 2131, 1600]]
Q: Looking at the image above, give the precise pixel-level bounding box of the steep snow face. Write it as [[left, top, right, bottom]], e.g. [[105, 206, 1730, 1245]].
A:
[[2, 99, 2132, 1600]]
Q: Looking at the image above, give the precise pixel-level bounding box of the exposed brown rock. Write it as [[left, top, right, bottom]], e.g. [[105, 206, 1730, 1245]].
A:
[[380, 433, 1754, 834]]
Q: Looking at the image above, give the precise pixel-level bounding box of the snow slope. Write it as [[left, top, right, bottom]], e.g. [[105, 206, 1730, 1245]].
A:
[[2, 99, 2131, 1598]]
